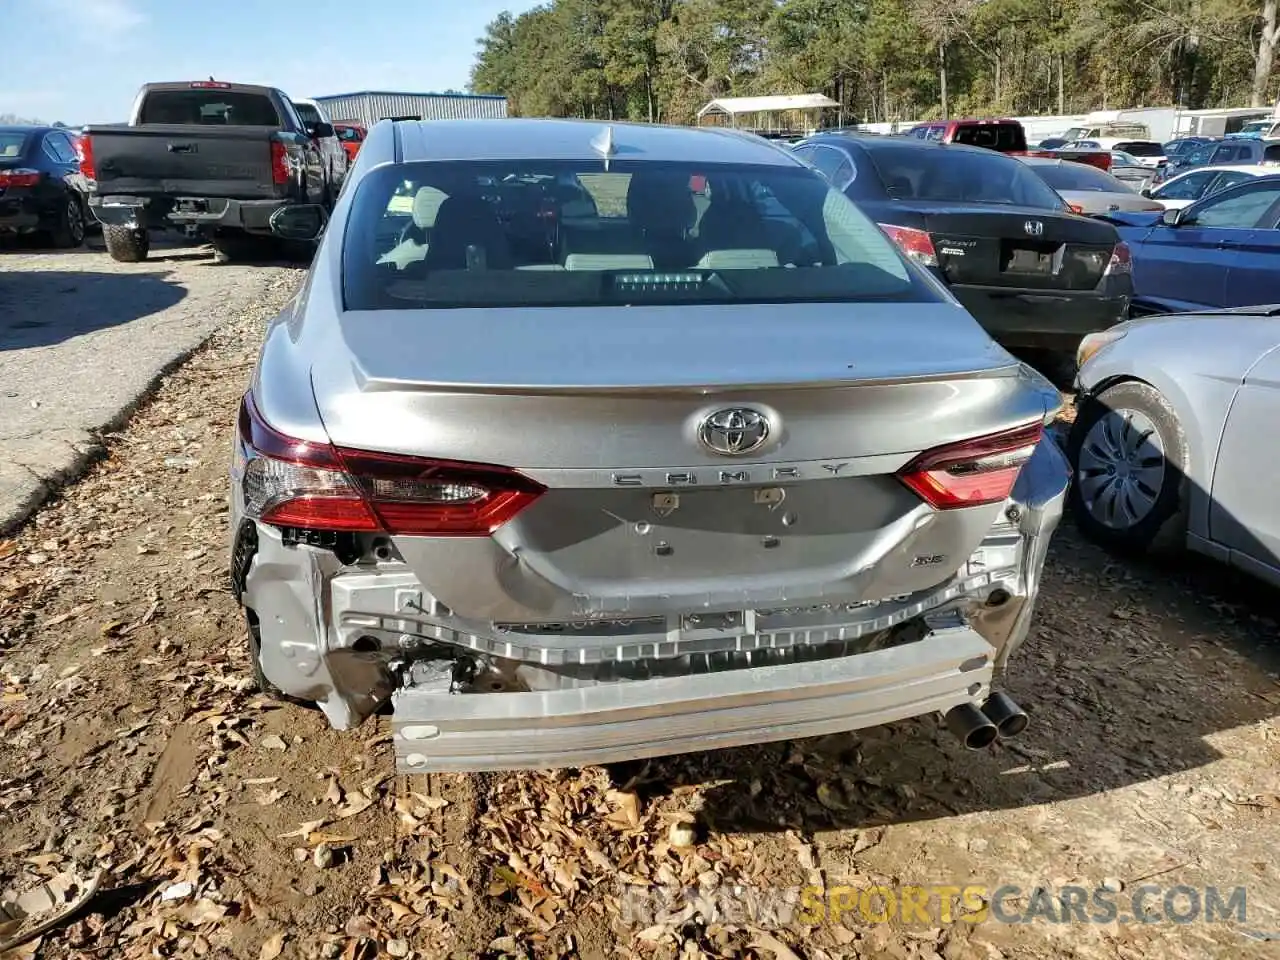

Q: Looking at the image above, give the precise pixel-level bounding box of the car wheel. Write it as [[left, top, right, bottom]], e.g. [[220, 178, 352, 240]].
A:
[[102, 224, 150, 262], [48, 193, 86, 248], [1067, 380, 1188, 554]]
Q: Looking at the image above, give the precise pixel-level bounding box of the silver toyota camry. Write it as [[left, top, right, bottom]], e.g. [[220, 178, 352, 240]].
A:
[[229, 118, 1071, 773]]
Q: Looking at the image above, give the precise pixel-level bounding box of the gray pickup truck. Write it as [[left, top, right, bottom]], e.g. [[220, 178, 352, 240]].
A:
[[80, 81, 342, 262]]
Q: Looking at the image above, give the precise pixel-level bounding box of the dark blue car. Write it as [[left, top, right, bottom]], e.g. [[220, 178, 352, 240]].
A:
[[0, 125, 89, 248], [1108, 175, 1280, 313]]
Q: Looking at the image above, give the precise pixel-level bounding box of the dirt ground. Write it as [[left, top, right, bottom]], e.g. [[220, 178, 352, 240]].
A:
[[1, 268, 1279, 960]]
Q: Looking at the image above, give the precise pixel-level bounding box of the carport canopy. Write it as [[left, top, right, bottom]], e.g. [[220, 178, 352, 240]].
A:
[[696, 93, 839, 128]]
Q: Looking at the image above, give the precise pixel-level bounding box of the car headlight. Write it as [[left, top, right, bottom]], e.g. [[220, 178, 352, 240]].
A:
[[1077, 327, 1128, 370]]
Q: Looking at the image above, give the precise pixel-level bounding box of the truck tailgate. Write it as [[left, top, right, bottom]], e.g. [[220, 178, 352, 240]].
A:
[[88, 124, 283, 199]]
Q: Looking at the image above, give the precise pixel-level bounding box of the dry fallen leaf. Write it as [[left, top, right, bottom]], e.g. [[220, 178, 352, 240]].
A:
[[259, 931, 286, 960], [750, 931, 805, 960], [255, 788, 287, 806], [605, 790, 642, 831], [259, 734, 287, 751], [278, 819, 328, 840], [325, 777, 344, 805], [816, 782, 849, 811], [333, 791, 375, 819], [179, 899, 227, 926]]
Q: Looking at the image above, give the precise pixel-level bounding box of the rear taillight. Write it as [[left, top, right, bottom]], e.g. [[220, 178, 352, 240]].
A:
[[1104, 241, 1132, 275], [898, 422, 1043, 510], [878, 223, 938, 267], [1067, 203, 1085, 215], [0, 168, 42, 188], [78, 137, 95, 179], [269, 141, 290, 185], [236, 394, 544, 536]]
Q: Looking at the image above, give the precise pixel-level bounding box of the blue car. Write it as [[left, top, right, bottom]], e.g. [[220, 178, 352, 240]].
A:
[[1106, 175, 1280, 313]]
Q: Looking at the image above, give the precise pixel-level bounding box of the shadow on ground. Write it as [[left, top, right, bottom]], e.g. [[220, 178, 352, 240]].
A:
[[608, 515, 1278, 837], [0, 269, 187, 350]]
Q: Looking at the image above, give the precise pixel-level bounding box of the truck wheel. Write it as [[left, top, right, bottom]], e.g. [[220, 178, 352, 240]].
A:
[[48, 193, 87, 249], [103, 224, 149, 262]]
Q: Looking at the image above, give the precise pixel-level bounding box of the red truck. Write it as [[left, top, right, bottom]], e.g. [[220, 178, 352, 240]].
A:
[[904, 118, 1028, 153], [333, 121, 366, 162]]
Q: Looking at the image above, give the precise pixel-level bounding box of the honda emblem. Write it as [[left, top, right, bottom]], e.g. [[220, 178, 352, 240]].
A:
[[1024, 220, 1045, 237]]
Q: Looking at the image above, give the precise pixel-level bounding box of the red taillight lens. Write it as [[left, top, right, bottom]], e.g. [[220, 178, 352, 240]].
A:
[[878, 223, 938, 267], [898, 422, 1043, 510], [0, 168, 42, 188], [1067, 202, 1085, 215], [1104, 240, 1132, 275], [269, 141, 290, 185], [236, 394, 544, 536], [78, 137, 95, 179]]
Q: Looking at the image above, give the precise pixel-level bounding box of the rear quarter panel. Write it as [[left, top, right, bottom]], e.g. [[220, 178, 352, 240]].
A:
[[1077, 315, 1276, 538]]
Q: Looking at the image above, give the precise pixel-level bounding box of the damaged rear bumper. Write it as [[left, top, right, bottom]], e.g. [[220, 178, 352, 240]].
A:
[[391, 618, 993, 772], [235, 436, 1070, 773]]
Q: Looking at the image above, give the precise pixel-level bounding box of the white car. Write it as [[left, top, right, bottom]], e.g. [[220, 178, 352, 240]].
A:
[[1143, 164, 1271, 210], [1064, 139, 1166, 167]]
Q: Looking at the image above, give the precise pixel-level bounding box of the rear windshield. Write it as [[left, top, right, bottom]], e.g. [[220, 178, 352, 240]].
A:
[[949, 123, 1027, 152], [137, 90, 281, 126], [1114, 141, 1163, 157], [1031, 162, 1129, 193], [864, 145, 1067, 209], [342, 159, 932, 311], [0, 132, 30, 160]]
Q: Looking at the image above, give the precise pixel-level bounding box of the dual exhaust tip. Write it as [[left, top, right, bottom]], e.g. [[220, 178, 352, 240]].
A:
[[945, 692, 1029, 750]]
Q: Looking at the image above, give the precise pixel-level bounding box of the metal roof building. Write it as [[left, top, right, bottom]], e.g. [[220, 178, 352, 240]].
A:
[[312, 91, 508, 126]]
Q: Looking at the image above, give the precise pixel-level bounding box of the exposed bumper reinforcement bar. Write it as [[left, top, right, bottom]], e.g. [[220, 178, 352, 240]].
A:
[[391, 623, 995, 773]]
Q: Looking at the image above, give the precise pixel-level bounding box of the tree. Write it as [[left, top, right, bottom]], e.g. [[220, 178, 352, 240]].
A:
[[468, 0, 1279, 125], [1253, 0, 1279, 106]]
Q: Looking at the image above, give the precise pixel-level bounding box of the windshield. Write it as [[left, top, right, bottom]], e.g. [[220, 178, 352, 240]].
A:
[[138, 91, 280, 126], [865, 144, 1068, 209], [0, 132, 30, 161], [1060, 127, 1088, 141], [294, 102, 322, 124], [342, 159, 930, 311], [1115, 141, 1164, 157], [1238, 121, 1270, 135], [1031, 162, 1128, 193], [950, 123, 1027, 152], [1184, 142, 1220, 165]]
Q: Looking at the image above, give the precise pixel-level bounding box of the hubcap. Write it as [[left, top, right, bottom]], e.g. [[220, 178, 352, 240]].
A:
[[1077, 408, 1166, 530]]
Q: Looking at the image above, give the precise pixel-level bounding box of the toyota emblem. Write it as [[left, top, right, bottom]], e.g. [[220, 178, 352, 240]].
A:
[[697, 408, 771, 456], [1024, 220, 1045, 237]]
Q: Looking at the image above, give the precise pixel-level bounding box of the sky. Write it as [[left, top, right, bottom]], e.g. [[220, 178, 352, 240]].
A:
[[2, 0, 540, 124]]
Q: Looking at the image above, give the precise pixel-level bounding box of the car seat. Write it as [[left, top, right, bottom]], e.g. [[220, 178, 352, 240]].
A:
[[417, 195, 512, 272], [625, 173, 696, 269]]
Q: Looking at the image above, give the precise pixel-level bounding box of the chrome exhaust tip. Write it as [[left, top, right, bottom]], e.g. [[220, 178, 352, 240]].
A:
[[982, 691, 1029, 740], [944, 702, 999, 750]]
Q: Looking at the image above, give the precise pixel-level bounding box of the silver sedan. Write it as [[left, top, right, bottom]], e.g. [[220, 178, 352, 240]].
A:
[[1021, 156, 1164, 216], [228, 117, 1071, 773], [1070, 306, 1280, 587]]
